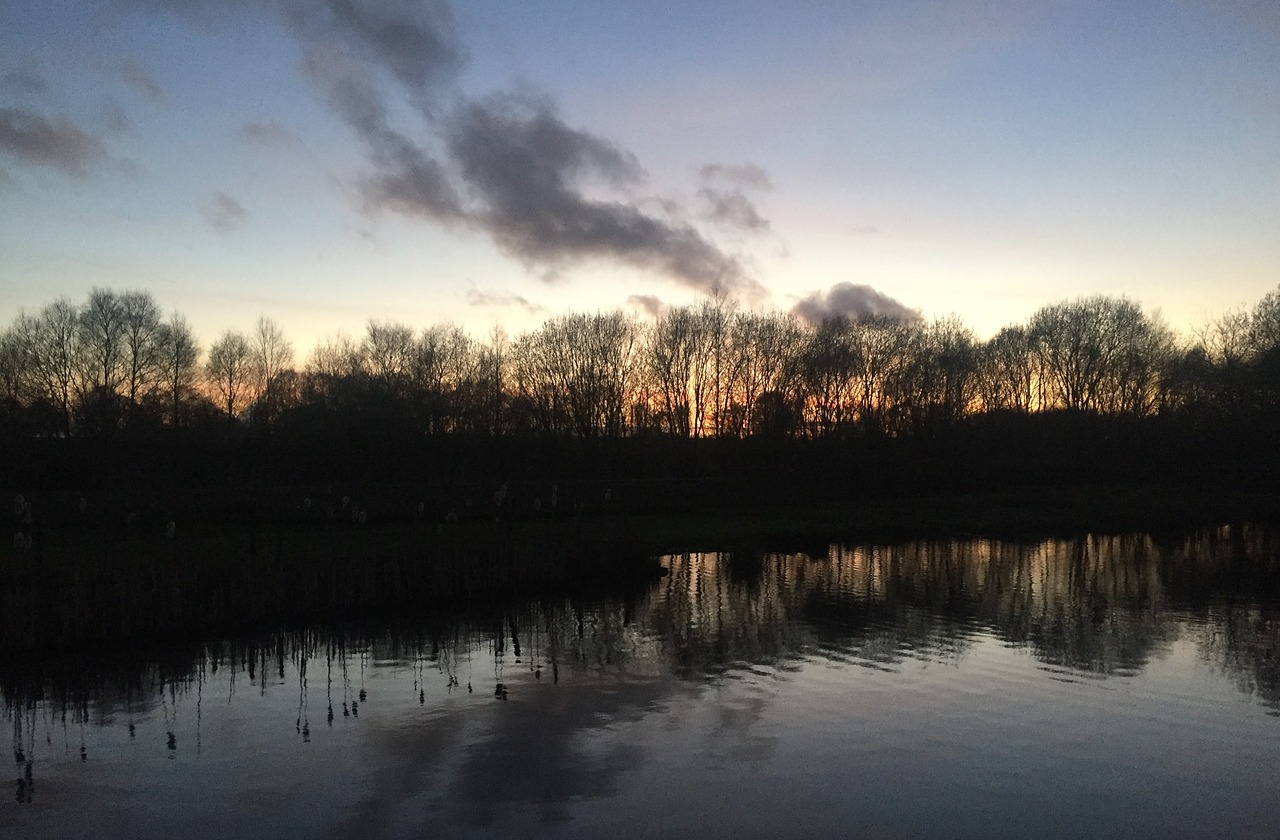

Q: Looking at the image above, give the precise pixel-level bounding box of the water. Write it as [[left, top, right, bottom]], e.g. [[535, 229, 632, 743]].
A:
[[4, 528, 1279, 838]]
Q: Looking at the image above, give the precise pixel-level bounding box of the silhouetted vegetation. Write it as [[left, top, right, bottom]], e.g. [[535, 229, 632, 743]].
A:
[[4, 286, 1280, 495], [5, 287, 1280, 652]]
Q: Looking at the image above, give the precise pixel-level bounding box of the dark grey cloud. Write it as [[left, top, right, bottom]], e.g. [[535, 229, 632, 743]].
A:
[[626, 294, 669, 319], [465, 288, 546, 314], [282, 0, 465, 93], [361, 142, 461, 222], [0, 107, 106, 174], [204, 191, 247, 231], [303, 47, 462, 222], [134, 0, 757, 298], [699, 162, 773, 191], [448, 95, 752, 297], [286, 3, 753, 296], [118, 59, 165, 103], [791, 282, 921, 327]]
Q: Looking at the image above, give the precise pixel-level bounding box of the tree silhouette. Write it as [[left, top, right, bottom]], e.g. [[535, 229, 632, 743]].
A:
[[206, 330, 253, 421]]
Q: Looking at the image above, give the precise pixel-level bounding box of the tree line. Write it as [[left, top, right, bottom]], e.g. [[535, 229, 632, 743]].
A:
[[4, 285, 1280, 446]]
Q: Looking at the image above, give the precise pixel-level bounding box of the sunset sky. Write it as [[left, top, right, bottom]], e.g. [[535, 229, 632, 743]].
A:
[[2, 0, 1277, 355]]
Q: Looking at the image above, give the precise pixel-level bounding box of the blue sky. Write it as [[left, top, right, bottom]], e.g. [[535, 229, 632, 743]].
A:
[[2, 0, 1277, 354]]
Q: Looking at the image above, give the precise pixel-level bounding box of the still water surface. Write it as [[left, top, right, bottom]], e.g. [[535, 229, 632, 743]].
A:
[[4, 528, 1279, 838]]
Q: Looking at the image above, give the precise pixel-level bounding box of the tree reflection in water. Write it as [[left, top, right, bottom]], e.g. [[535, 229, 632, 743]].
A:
[[2, 526, 1278, 832]]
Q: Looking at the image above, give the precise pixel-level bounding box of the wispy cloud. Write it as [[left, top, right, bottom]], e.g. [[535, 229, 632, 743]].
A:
[[447, 94, 748, 297], [204, 191, 247, 231], [134, 0, 763, 300], [790, 282, 921, 327], [0, 107, 106, 175], [118, 59, 165, 103], [699, 188, 770, 232], [697, 162, 771, 233], [699, 162, 772, 190], [302, 45, 462, 222], [465, 288, 546, 315], [100, 103, 131, 135], [239, 120, 301, 148], [0, 68, 47, 97], [626, 294, 669, 319], [282, 0, 465, 93]]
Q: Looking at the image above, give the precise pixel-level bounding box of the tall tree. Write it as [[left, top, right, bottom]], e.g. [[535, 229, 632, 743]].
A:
[[1029, 296, 1171, 415], [205, 330, 253, 421], [0, 324, 33, 408], [362, 319, 416, 397], [251, 316, 293, 424], [155, 311, 200, 425], [78, 287, 126, 394], [14, 300, 81, 434], [976, 326, 1038, 413], [644, 306, 704, 437], [414, 323, 475, 433], [729, 310, 806, 437], [895, 316, 978, 435], [512, 312, 639, 437], [119, 290, 163, 404]]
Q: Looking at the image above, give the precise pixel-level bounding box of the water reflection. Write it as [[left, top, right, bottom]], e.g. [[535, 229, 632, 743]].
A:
[[3, 527, 1279, 837], [645, 529, 1280, 690]]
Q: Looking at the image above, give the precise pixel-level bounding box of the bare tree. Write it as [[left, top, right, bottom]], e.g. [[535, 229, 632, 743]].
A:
[[727, 310, 806, 437], [1110, 310, 1175, 415], [414, 323, 475, 433], [805, 315, 913, 437], [205, 330, 253, 421], [78, 287, 126, 394], [1197, 308, 1252, 368], [0, 324, 33, 408], [1030, 296, 1171, 415], [362, 319, 416, 395], [13, 300, 81, 433], [644, 305, 704, 437], [512, 312, 639, 437], [155, 311, 200, 425], [119, 290, 163, 404], [307, 332, 364, 379], [251, 316, 294, 424], [472, 325, 508, 433], [976, 326, 1039, 413], [1245, 287, 1280, 362], [693, 295, 734, 436], [801, 317, 859, 438], [893, 316, 978, 435]]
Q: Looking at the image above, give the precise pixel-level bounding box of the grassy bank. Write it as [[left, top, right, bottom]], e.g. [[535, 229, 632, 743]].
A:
[[5, 481, 1278, 657]]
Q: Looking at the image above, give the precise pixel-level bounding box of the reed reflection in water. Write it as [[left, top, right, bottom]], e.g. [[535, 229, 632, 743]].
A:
[[3, 527, 1278, 839]]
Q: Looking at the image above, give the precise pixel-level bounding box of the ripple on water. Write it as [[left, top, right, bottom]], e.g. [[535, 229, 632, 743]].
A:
[[5, 531, 1280, 839]]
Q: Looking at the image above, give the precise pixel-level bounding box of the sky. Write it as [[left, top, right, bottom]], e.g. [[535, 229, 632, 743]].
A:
[[1, 0, 1278, 356]]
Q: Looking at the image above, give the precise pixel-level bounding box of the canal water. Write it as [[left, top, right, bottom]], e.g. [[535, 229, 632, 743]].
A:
[[4, 528, 1278, 838]]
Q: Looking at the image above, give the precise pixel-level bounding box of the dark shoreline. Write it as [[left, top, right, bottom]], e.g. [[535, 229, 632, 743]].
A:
[[4, 480, 1279, 659]]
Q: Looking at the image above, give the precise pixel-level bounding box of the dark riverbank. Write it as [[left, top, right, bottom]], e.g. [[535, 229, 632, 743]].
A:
[[5, 478, 1279, 659]]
